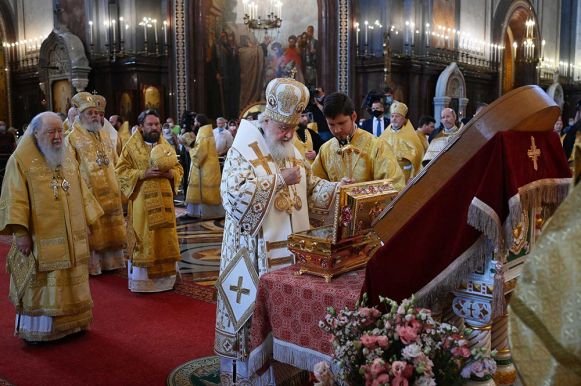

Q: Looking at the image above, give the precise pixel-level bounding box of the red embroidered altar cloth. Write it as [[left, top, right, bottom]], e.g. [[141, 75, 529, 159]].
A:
[[247, 265, 364, 374]]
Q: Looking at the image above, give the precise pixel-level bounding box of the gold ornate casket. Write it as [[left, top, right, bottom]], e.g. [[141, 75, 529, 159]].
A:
[[288, 179, 398, 281]]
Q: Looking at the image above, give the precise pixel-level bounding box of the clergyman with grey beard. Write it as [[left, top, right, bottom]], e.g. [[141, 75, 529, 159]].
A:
[[0, 111, 104, 343], [66, 92, 127, 276]]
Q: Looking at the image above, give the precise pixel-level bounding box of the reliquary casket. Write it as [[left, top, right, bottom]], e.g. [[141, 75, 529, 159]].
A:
[[288, 179, 398, 281]]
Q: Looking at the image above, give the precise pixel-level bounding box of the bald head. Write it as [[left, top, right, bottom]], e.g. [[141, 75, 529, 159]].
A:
[[67, 106, 78, 123], [440, 108, 457, 130]]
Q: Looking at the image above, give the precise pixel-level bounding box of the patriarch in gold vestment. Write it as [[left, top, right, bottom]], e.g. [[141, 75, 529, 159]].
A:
[[67, 92, 126, 275], [215, 78, 342, 385], [115, 109, 184, 293], [312, 92, 405, 191], [185, 115, 224, 218], [0, 112, 103, 342], [380, 101, 425, 181]]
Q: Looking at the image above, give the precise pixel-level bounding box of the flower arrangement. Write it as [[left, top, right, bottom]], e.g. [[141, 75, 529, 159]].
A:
[[316, 295, 496, 386]]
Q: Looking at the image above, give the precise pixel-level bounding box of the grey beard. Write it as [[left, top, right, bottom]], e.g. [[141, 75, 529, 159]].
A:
[[84, 121, 102, 132], [38, 143, 64, 169]]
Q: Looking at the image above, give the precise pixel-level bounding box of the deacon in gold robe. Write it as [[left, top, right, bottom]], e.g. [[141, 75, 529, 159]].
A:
[[215, 78, 343, 384], [312, 92, 405, 191], [185, 114, 224, 218], [67, 92, 126, 275], [110, 115, 132, 155], [423, 107, 461, 165], [0, 112, 103, 342], [509, 180, 581, 385], [115, 109, 184, 293], [380, 101, 425, 181]]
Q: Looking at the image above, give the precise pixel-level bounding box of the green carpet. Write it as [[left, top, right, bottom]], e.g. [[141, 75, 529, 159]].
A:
[[166, 356, 311, 386]]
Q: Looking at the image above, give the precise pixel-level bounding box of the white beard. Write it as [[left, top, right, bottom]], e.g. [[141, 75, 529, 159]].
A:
[[38, 142, 64, 170], [264, 133, 294, 163]]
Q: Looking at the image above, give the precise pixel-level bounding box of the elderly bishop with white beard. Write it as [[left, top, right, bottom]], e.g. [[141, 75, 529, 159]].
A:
[[0, 112, 103, 342], [214, 77, 348, 384]]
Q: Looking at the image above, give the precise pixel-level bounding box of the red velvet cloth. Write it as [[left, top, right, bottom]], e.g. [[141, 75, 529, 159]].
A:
[[249, 265, 364, 370], [362, 131, 571, 305]]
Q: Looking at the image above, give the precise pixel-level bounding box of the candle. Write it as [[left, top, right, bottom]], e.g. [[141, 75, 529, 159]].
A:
[[541, 39, 545, 60], [89, 20, 94, 45], [119, 17, 124, 42], [111, 20, 116, 46], [163, 21, 168, 45], [364, 20, 368, 45], [103, 20, 109, 44], [410, 22, 415, 46], [153, 19, 158, 45], [354, 22, 359, 47], [425, 23, 430, 47]]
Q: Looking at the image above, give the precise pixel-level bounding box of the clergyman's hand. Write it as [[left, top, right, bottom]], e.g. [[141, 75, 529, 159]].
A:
[[143, 167, 164, 180], [305, 150, 317, 160], [281, 166, 301, 186], [339, 177, 355, 186], [15, 233, 32, 256]]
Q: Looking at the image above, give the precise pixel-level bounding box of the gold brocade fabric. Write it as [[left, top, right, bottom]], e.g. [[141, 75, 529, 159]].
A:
[[0, 135, 102, 271], [312, 128, 405, 191], [0, 135, 101, 331], [423, 126, 460, 164], [186, 124, 222, 205], [293, 129, 315, 164], [117, 121, 132, 155], [509, 182, 581, 385], [380, 121, 425, 181], [115, 130, 184, 277], [67, 122, 126, 252], [416, 130, 429, 152]]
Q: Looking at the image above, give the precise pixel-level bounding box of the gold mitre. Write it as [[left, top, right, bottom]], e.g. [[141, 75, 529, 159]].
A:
[[93, 95, 107, 113], [71, 92, 98, 113], [390, 101, 408, 117], [264, 77, 310, 126]]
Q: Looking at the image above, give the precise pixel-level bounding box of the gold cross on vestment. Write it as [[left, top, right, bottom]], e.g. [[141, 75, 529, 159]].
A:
[[249, 141, 273, 174], [527, 136, 541, 171], [229, 276, 251, 304]]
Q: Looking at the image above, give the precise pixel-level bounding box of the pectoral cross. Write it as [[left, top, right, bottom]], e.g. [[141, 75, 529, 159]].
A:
[[229, 276, 250, 304], [338, 144, 361, 180], [50, 177, 59, 200], [527, 136, 541, 171], [249, 141, 273, 174]]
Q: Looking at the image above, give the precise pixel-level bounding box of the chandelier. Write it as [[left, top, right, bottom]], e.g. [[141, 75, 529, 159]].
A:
[[242, 0, 283, 30], [523, 18, 536, 61]]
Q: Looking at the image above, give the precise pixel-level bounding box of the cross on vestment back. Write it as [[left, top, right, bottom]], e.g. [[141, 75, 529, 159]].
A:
[[249, 141, 274, 174]]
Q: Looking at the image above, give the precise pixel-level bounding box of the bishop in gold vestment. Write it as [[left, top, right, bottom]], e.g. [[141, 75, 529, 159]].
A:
[[115, 109, 184, 293], [185, 123, 224, 218], [0, 112, 103, 342], [67, 92, 126, 275], [380, 101, 425, 181]]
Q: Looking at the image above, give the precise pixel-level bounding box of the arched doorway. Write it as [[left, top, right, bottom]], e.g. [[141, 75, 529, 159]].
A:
[[433, 62, 468, 126], [493, 0, 540, 94], [38, 27, 91, 114]]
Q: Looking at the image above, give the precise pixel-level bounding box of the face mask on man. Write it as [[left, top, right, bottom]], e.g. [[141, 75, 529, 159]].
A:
[[163, 128, 172, 135], [372, 109, 384, 118], [384, 96, 393, 104]]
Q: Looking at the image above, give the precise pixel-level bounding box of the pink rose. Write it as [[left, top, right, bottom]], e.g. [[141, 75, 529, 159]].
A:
[[391, 361, 407, 377], [370, 358, 388, 378], [452, 345, 471, 358], [391, 375, 409, 386], [376, 335, 389, 348], [396, 325, 419, 344], [360, 334, 378, 348], [372, 373, 390, 386]]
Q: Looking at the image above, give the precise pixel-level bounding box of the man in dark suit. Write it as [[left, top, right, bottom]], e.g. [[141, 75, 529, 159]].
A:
[[361, 100, 390, 137]]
